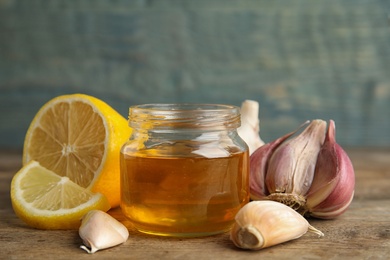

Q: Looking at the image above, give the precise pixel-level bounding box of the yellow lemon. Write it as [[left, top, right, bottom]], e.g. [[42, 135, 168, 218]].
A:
[[22, 93, 131, 208], [11, 161, 111, 229]]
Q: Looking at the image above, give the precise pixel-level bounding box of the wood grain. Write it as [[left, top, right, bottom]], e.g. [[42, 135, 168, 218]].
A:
[[1, 148, 389, 259], [1, 0, 390, 149]]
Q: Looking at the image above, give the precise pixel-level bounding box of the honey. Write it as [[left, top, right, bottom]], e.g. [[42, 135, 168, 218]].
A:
[[120, 104, 249, 237], [121, 148, 248, 237]]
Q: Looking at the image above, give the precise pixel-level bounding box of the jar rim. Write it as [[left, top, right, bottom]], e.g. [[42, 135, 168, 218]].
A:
[[131, 103, 239, 112], [128, 103, 241, 130]]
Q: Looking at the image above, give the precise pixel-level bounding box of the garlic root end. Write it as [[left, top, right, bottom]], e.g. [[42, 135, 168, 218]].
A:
[[266, 193, 307, 214], [237, 225, 264, 250]]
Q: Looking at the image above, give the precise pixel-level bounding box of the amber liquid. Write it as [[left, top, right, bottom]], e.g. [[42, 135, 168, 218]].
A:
[[120, 148, 249, 237]]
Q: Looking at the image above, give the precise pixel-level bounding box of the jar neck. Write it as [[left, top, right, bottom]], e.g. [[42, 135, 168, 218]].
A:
[[128, 104, 241, 132]]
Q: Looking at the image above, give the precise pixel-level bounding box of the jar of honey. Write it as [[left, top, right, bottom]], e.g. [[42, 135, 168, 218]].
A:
[[120, 104, 249, 237]]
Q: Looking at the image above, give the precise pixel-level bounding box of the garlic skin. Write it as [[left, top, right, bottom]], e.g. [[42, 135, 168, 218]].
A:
[[265, 120, 327, 212], [237, 100, 265, 155], [305, 120, 355, 219], [249, 119, 355, 219], [230, 201, 323, 250], [250, 130, 298, 201], [79, 210, 129, 254]]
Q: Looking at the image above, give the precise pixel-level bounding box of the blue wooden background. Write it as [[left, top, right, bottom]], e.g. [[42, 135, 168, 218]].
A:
[[1, 0, 390, 149]]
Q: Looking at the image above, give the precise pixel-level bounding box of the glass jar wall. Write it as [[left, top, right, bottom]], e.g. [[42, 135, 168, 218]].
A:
[[120, 104, 249, 237]]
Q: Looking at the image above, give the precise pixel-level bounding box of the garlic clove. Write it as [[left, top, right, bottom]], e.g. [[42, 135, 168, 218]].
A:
[[79, 210, 129, 254], [230, 201, 323, 250], [250, 129, 300, 200], [265, 120, 327, 211], [306, 120, 355, 219], [237, 100, 265, 155]]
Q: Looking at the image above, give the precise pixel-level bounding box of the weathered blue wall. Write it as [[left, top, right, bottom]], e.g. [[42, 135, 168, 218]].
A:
[[1, 0, 390, 149]]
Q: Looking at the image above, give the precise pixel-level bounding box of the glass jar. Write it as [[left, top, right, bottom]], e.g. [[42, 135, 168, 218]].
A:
[[120, 104, 249, 237]]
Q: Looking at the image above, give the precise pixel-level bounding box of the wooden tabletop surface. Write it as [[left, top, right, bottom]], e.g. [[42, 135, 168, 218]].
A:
[[1, 148, 389, 259]]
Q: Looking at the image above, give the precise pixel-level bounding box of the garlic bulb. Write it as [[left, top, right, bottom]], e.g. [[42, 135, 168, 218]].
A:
[[250, 119, 355, 219], [79, 210, 129, 254], [237, 100, 265, 155], [230, 201, 323, 250]]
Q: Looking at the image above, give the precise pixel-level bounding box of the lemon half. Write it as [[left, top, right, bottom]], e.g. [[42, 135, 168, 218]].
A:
[[22, 94, 131, 207]]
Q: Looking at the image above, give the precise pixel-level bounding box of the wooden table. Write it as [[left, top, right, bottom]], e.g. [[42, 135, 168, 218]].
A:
[[1, 148, 389, 259]]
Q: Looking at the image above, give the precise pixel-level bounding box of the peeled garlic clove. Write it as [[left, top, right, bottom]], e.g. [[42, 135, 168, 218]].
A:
[[230, 201, 323, 250], [265, 120, 326, 211], [305, 120, 355, 219], [79, 210, 129, 254], [250, 129, 298, 200], [237, 100, 265, 155]]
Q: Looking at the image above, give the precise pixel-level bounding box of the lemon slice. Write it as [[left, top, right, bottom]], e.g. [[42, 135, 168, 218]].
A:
[[22, 94, 131, 207], [11, 161, 111, 229]]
